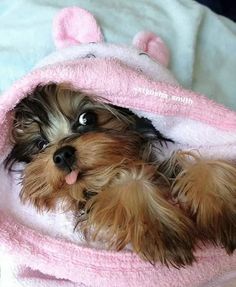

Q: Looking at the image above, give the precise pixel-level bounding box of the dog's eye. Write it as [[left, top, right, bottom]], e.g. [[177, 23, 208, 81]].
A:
[[36, 139, 49, 150], [78, 111, 97, 126]]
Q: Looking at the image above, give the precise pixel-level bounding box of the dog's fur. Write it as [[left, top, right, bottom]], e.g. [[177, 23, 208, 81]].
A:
[[5, 83, 236, 267]]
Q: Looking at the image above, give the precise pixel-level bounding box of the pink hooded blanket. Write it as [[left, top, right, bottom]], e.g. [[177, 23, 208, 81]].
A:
[[0, 7, 236, 287]]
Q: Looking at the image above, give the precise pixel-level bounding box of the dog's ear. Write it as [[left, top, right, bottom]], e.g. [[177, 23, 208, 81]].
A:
[[82, 164, 196, 267], [133, 116, 174, 144], [111, 105, 173, 144], [171, 151, 236, 254]]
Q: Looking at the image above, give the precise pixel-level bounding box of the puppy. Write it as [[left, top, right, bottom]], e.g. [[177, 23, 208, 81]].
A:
[[5, 83, 236, 267]]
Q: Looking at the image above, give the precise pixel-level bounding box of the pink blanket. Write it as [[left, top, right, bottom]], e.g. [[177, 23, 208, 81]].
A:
[[0, 7, 236, 287]]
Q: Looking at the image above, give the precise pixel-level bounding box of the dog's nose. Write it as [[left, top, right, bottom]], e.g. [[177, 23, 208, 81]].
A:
[[53, 146, 76, 171]]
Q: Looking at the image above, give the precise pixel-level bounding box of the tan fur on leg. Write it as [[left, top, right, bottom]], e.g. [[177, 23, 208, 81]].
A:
[[82, 164, 196, 267], [171, 151, 236, 253]]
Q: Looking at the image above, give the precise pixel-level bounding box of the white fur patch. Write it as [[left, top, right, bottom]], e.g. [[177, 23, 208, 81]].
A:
[[46, 113, 71, 142]]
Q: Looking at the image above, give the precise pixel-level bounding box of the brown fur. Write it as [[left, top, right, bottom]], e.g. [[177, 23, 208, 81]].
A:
[[83, 165, 195, 266], [21, 131, 196, 267], [169, 151, 236, 253], [8, 83, 236, 267], [21, 132, 143, 211]]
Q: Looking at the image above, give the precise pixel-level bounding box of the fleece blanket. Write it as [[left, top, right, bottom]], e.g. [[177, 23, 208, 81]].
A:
[[0, 5, 236, 287]]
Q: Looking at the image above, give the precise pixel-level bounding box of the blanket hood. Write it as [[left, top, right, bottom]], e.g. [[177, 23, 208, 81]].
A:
[[0, 7, 236, 160], [0, 7, 236, 287]]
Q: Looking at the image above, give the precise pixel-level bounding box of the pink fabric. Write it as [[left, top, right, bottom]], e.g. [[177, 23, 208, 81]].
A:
[[53, 7, 103, 49], [1, 211, 236, 287], [133, 31, 170, 67], [1, 59, 236, 155]]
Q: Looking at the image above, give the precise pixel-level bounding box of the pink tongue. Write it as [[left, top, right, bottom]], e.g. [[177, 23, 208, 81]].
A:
[[65, 170, 79, 185]]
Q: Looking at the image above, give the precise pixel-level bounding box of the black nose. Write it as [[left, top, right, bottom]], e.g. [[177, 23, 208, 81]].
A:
[[53, 146, 76, 171]]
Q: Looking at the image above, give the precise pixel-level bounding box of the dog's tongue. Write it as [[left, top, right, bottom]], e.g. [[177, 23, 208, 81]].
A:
[[65, 170, 79, 185]]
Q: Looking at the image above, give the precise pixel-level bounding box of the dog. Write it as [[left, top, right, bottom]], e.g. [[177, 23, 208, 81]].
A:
[[5, 83, 236, 267]]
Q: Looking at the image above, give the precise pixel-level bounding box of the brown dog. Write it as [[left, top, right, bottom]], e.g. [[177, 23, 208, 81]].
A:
[[5, 83, 236, 267]]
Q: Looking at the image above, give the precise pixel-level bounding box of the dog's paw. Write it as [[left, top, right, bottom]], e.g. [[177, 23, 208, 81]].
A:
[[172, 152, 236, 253], [137, 215, 196, 267], [82, 166, 196, 267], [216, 209, 236, 253]]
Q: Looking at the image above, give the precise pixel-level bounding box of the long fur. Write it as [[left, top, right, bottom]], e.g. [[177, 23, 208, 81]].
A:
[[169, 151, 236, 253], [20, 130, 196, 266], [82, 164, 195, 267], [5, 83, 236, 267]]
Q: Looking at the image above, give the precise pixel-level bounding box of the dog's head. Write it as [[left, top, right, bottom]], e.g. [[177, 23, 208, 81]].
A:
[[5, 83, 167, 211]]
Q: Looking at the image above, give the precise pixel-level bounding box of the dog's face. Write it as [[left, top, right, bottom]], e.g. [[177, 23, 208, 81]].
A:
[[6, 83, 197, 267], [8, 83, 139, 164], [6, 83, 149, 208], [5, 84, 138, 205]]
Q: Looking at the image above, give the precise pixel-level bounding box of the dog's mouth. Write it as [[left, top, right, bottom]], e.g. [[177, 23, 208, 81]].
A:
[[52, 131, 144, 187], [65, 169, 79, 185], [53, 144, 81, 185]]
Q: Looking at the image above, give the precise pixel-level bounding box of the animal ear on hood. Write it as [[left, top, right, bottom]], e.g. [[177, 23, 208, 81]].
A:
[[132, 31, 170, 67], [53, 7, 104, 49]]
